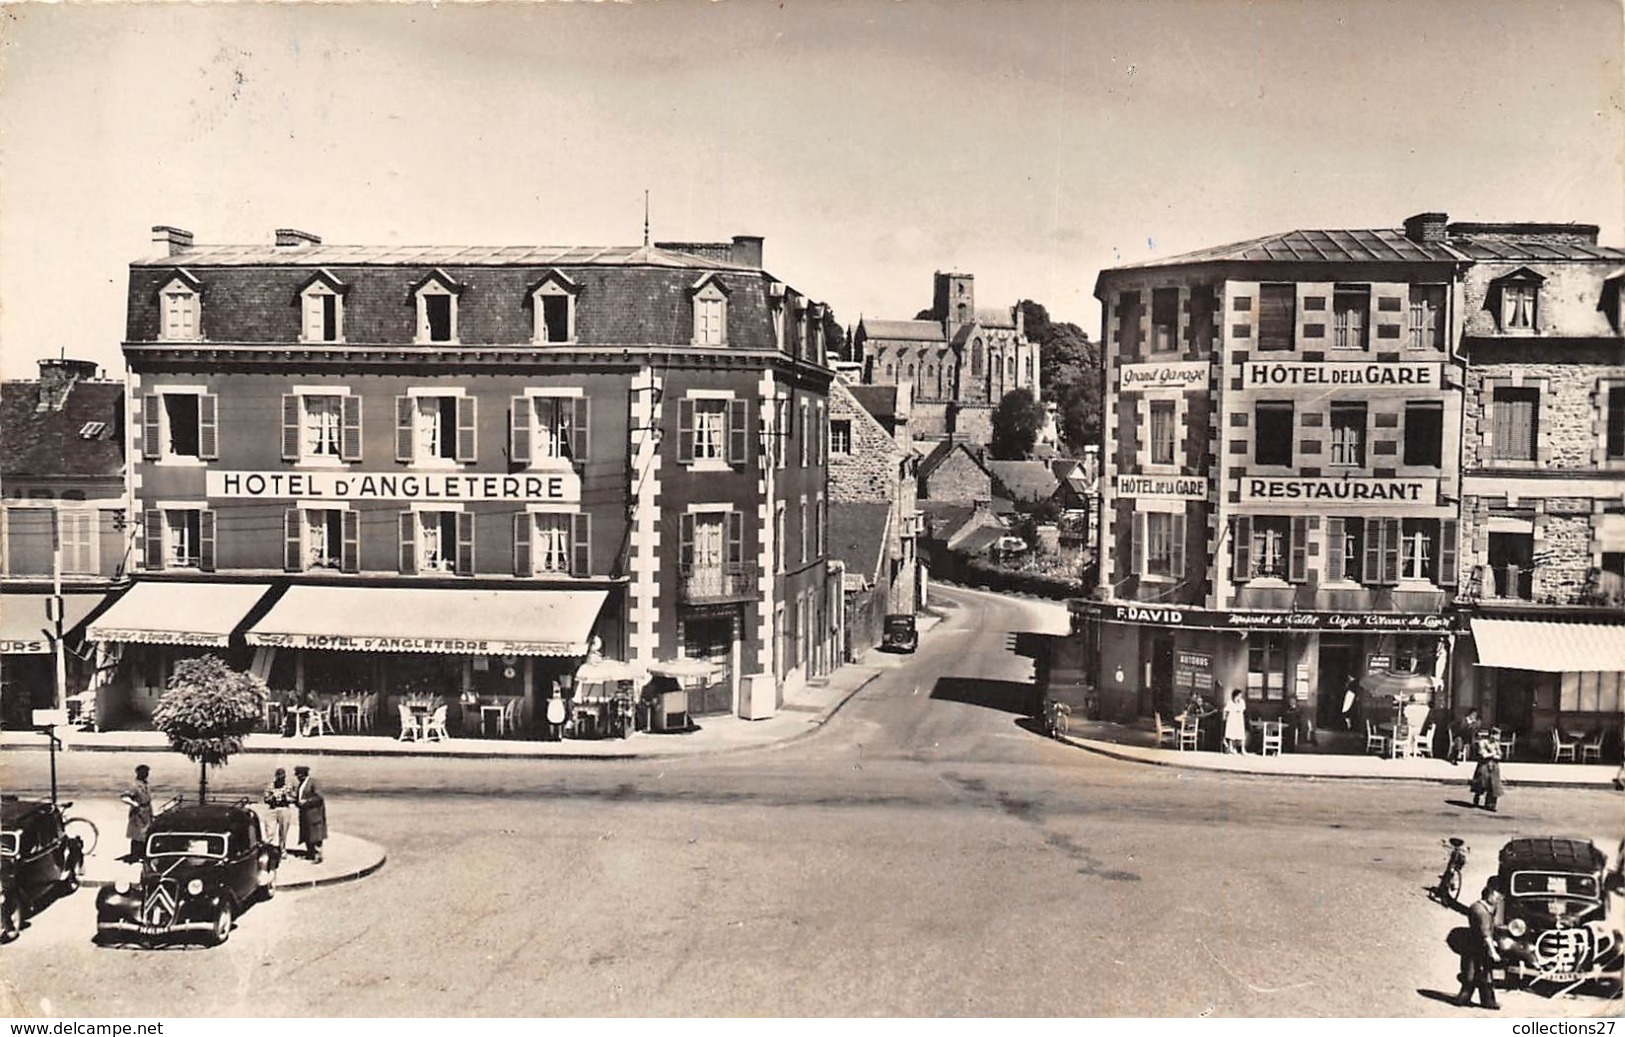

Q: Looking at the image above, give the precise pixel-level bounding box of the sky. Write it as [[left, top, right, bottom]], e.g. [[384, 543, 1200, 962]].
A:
[[0, 0, 1621, 381]]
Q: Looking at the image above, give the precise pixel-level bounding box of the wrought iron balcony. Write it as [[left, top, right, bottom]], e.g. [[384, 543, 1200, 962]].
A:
[[679, 562, 759, 604]]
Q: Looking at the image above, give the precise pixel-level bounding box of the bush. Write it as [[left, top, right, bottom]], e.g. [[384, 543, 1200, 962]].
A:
[[151, 656, 268, 804]]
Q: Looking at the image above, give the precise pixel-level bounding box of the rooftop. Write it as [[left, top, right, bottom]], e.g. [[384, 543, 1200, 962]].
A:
[[0, 378, 124, 480], [860, 319, 945, 343], [827, 502, 892, 585], [133, 242, 763, 271]]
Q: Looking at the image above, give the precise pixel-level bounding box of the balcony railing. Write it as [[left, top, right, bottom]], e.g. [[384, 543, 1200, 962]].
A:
[[679, 562, 759, 604], [1487, 563, 1534, 601]]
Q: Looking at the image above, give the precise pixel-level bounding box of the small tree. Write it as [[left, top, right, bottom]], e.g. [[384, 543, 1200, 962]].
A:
[[990, 388, 1044, 459], [151, 656, 267, 804]]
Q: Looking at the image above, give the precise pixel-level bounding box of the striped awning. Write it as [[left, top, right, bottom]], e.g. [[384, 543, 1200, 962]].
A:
[[1471, 618, 1625, 673]]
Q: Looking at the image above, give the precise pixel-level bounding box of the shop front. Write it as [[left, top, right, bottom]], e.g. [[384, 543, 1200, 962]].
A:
[[1464, 616, 1625, 760], [0, 590, 113, 728]]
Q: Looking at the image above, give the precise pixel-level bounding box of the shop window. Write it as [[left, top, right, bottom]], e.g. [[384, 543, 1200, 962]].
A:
[[1403, 402, 1443, 467], [286, 507, 357, 573], [1332, 285, 1370, 350], [400, 510, 473, 576], [1560, 671, 1623, 714], [510, 395, 588, 466], [677, 397, 747, 467], [1487, 531, 1534, 599], [282, 391, 360, 464], [144, 507, 214, 572], [1492, 386, 1539, 461], [1149, 401, 1177, 466], [1150, 288, 1179, 354], [1257, 284, 1295, 351], [142, 390, 218, 461], [1408, 285, 1445, 350], [1329, 403, 1367, 467], [397, 394, 476, 465], [1247, 634, 1287, 701], [514, 512, 590, 577], [1254, 403, 1294, 466], [1136, 511, 1185, 578], [1605, 386, 1625, 460], [830, 419, 852, 456]]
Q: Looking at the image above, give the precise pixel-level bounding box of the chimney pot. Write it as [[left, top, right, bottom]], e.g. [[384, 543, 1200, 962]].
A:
[[1403, 212, 1449, 244], [151, 225, 194, 256], [34, 357, 99, 412], [730, 234, 764, 269], [275, 228, 323, 248]]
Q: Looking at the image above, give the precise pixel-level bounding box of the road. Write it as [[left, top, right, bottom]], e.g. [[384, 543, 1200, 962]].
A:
[[3, 587, 1621, 1017]]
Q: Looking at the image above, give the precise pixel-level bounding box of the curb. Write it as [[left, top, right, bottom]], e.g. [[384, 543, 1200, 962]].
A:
[[1063, 735, 1620, 789], [79, 843, 388, 891]]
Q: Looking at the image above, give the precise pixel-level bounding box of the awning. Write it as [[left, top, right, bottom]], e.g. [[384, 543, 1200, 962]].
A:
[[87, 582, 273, 647], [1, 591, 109, 654], [648, 658, 722, 680], [244, 585, 607, 656], [1471, 618, 1625, 673], [575, 658, 648, 684]]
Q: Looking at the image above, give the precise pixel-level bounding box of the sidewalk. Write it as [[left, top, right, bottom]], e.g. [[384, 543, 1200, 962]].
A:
[[1062, 718, 1621, 788], [1, 656, 889, 762], [60, 798, 385, 890]]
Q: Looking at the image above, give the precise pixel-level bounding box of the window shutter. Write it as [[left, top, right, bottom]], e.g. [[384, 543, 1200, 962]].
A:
[[1170, 514, 1186, 578], [1326, 518, 1345, 582], [679, 513, 695, 570], [727, 510, 744, 567], [1438, 518, 1458, 587], [677, 399, 695, 464], [342, 510, 360, 574], [281, 394, 300, 461], [1232, 516, 1250, 581], [455, 396, 477, 463], [284, 509, 302, 572], [1132, 513, 1146, 576], [507, 395, 531, 465], [776, 398, 788, 469], [800, 402, 810, 467], [396, 397, 415, 463], [1381, 518, 1401, 585], [398, 512, 416, 575], [143, 508, 163, 570], [571, 512, 592, 576], [198, 393, 219, 460], [456, 512, 475, 575], [142, 394, 161, 459], [728, 399, 748, 465], [513, 513, 533, 577], [341, 396, 362, 462], [570, 397, 590, 463], [1289, 517, 1308, 583], [199, 510, 217, 573]]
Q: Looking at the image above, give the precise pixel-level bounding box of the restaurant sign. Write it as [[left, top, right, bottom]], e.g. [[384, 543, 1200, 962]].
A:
[[206, 470, 581, 503], [1240, 477, 1435, 504], [1173, 649, 1213, 692], [1, 638, 49, 654], [244, 631, 581, 656], [1119, 361, 1209, 392], [87, 628, 229, 647], [1114, 474, 1207, 500], [1240, 362, 1441, 389], [1071, 600, 1456, 633]]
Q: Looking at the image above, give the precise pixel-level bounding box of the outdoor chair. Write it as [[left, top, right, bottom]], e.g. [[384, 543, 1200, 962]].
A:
[[304, 703, 334, 737], [1260, 720, 1283, 757], [1495, 728, 1517, 760], [1413, 723, 1435, 758], [359, 692, 379, 732], [504, 698, 523, 735], [423, 705, 450, 742], [1580, 729, 1606, 765], [1364, 720, 1387, 756], [1153, 712, 1178, 749], [1552, 728, 1577, 764], [1177, 715, 1201, 752], [397, 704, 421, 742]]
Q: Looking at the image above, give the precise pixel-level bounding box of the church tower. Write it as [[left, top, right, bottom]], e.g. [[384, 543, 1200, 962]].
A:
[[931, 272, 975, 331]]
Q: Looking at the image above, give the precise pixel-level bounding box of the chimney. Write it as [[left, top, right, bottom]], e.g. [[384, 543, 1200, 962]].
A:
[[35, 357, 100, 412], [1403, 212, 1448, 244], [730, 234, 764, 269], [275, 228, 323, 248], [151, 225, 194, 256]]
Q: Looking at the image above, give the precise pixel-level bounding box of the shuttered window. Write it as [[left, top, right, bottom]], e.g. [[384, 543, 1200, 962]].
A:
[[1606, 386, 1625, 460], [1139, 511, 1185, 578], [1258, 284, 1295, 351], [1492, 386, 1539, 461]]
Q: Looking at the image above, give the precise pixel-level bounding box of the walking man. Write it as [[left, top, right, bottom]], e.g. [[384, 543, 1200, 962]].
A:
[[262, 768, 295, 867], [119, 764, 153, 862], [293, 765, 327, 865], [1453, 879, 1503, 1010]]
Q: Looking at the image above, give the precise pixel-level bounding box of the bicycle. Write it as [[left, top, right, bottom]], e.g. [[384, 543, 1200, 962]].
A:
[[1044, 700, 1072, 740], [57, 801, 99, 859], [1433, 836, 1468, 905]]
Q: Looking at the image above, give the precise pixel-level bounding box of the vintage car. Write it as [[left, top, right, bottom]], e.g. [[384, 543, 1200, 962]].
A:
[[1494, 837, 1623, 992], [882, 614, 918, 654], [1, 797, 85, 942], [96, 802, 275, 947]]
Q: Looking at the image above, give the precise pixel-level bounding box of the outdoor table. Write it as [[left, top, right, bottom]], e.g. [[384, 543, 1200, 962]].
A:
[[481, 703, 506, 737], [287, 706, 315, 736], [335, 701, 362, 732], [264, 701, 284, 733]]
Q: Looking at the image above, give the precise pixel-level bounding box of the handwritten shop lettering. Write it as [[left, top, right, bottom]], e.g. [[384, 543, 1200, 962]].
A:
[[246, 632, 577, 655], [1114, 475, 1207, 499], [1242, 362, 1439, 388], [90, 629, 227, 647], [1243, 478, 1431, 503], [1119, 362, 1209, 391], [207, 471, 579, 503], [1078, 602, 1453, 632]]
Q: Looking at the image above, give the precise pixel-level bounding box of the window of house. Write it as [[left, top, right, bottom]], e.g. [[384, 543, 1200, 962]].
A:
[[300, 283, 343, 343], [1560, 671, 1624, 715], [511, 395, 587, 466], [1329, 403, 1367, 467], [286, 507, 354, 573], [59, 510, 99, 575], [1325, 517, 1364, 583], [830, 419, 852, 456], [1605, 386, 1625, 460], [283, 392, 360, 463], [1139, 511, 1184, 578], [164, 394, 200, 456], [1403, 402, 1444, 467], [403, 510, 469, 575], [532, 277, 578, 344], [693, 282, 728, 346], [1492, 386, 1539, 461], [799, 400, 811, 467], [1248, 516, 1291, 580], [536, 514, 572, 573], [1399, 518, 1436, 581], [1150, 288, 1179, 354], [1332, 285, 1369, 350], [1487, 531, 1534, 599], [166, 509, 202, 569], [1408, 285, 1445, 350], [800, 495, 809, 564], [1258, 284, 1295, 351], [1149, 401, 1177, 466], [397, 394, 475, 465], [142, 390, 217, 461], [775, 396, 790, 469], [1247, 635, 1287, 701], [1597, 552, 1625, 604], [1254, 403, 1294, 466], [815, 494, 826, 558], [160, 280, 200, 341], [414, 277, 460, 344], [1502, 282, 1537, 331], [775, 501, 786, 573], [514, 512, 590, 577]]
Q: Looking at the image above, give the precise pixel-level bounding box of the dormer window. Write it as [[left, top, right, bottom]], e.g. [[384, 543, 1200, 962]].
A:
[[413, 270, 463, 345], [158, 272, 202, 341], [299, 271, 347, 344], [530, 271, 580, 345], [691, 275, 729, 346], [1493, 268, 1545, 333]]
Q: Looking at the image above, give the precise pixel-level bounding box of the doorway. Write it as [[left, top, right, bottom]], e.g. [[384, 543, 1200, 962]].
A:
[[1149, 633, 1175, 718], [683, 612, 737, 716], [1318, 641, 1357, 730]]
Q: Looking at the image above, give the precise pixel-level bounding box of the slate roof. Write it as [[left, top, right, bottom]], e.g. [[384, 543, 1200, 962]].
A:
[[1116, 225, 1625, 271], [918, 438, 990, 482], [919, 502, 974, 541], [986, 460, 1061, 503], [133, 242, 761, 271], [0, 380, 125, 479], [847, 385, 900, 429], [953, 525, 1005, 555], [974, 306, 1015, 328], [860, 319, 945, 342], [827, 502, 892, 585]]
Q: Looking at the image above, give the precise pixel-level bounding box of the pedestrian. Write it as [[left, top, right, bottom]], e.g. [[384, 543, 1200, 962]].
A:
[[293, 765, 327, 864], [119, 764, 153, 862], [262, 767, 295, 866], [1451, 879, 1504, 1010], [1470, 732, 1503, 811], [1222, 688, 1248, 755], [1340, 676, 1358, 731], [1453, 708, 1482, 765]]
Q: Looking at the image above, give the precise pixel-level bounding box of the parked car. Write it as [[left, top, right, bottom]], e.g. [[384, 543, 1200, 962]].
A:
[[1, 797, 85, 942], [1494, 836, 1622, 993], [96, 802, 275, 947], [882, 613, 918, 653]]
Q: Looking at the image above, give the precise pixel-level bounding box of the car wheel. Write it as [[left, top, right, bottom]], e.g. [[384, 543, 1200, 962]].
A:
[[258, 856, 277, 901], [1, 899, 21, 943], [208, 900, 234, 946]]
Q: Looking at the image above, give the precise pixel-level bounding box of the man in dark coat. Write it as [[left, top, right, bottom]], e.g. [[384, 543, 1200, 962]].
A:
[[119, 765, 153, 861], [1453, 880, 1503, 1010], [293, 765, 327, 864]]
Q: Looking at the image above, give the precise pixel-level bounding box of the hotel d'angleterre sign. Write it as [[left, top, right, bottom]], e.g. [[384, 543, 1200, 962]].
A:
[[205, 469, 582, 503]]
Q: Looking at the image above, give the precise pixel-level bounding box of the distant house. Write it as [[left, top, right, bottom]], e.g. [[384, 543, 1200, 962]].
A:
[[985, 460, 1060, 506], [918, 439, 996, 504], [827, 502, 893, 661]]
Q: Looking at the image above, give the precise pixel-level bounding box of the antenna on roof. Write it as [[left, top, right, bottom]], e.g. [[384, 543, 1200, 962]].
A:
[[643, 190, 650, 247]]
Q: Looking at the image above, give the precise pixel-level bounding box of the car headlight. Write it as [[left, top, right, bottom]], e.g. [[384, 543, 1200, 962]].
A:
[[113, 879, 132, 895], [1506, 918, 1527, 937], [186, 878, 204, 896]]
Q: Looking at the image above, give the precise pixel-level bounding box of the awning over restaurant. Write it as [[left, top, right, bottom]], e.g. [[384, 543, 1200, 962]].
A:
[[87, 582, 273, 647], [1471, 618, 1625, 673], [1, 591, 109, 654], [243, 585, 608, 657]]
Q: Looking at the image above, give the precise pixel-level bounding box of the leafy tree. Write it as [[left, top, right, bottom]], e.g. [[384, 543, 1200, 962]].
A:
[[991, 388, 1045, 459], [1020, 299, 1101, 454], [151, 656, 267, 804]]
